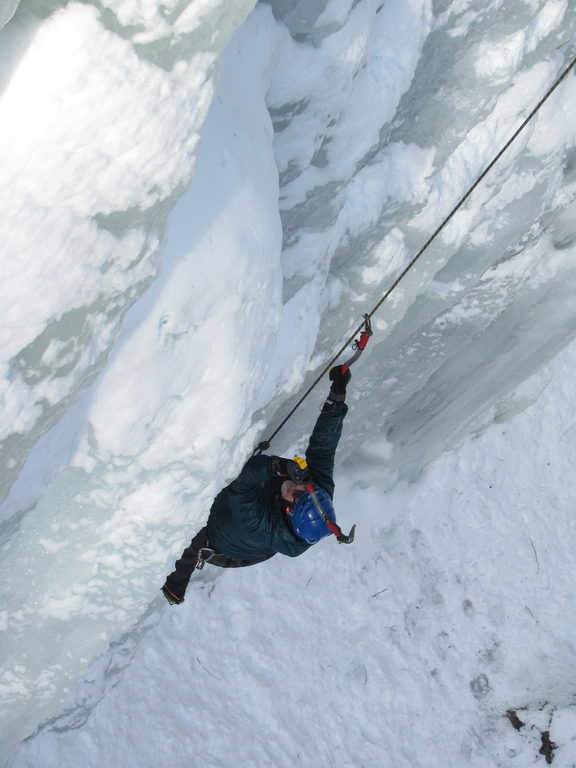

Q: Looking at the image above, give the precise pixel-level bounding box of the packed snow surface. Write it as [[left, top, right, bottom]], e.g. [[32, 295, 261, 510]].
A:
[[1, 0, 576, 765], [12, 336, 576, 768]]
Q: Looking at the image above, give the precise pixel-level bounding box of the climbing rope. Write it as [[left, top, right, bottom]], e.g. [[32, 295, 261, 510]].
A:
[[258, 53, 576, 451]]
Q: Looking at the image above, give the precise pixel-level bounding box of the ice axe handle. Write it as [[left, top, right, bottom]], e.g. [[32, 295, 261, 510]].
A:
[[343, 314, 373, 368], [357, 331, 370, 350]]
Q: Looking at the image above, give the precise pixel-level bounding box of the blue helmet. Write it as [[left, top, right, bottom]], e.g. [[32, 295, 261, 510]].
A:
[[289, 486, 336, 544]]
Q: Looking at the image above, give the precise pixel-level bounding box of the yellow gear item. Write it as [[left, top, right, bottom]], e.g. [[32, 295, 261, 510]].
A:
[[293, 455, 308, 471]]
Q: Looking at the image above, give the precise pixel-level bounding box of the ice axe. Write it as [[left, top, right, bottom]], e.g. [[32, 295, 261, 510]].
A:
[[318, 314, 371, 543], [255, 314, 373, 462], [338, 313, 373, 370], [304, 483, 356, 544]]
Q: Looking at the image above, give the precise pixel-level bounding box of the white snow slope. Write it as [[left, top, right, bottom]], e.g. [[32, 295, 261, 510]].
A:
[[1, 0, 576, 766]]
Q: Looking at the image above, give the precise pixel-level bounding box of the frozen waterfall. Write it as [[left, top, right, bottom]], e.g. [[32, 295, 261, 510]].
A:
[[1, 0, 576, 765]]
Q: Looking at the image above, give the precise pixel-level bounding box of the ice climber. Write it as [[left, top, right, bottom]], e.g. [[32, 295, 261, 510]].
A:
[[161, 364, 354, 605]]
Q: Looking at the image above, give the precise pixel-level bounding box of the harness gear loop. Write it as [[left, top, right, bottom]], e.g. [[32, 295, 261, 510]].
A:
[[195, 546, 216, 570]]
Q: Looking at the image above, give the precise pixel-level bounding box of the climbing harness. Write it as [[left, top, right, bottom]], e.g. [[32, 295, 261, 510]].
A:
[[257, 53, 576, 452]]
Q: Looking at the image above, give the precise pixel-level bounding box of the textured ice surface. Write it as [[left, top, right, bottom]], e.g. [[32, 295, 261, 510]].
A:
[[1, 0, 576, 762]]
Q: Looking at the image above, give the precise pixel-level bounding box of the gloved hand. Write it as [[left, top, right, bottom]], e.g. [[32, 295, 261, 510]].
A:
[[271, 456, 308, 483], [161, 583, 184, 605], [328, 364, 351, 403]]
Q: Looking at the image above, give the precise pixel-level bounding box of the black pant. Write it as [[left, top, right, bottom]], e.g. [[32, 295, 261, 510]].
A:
[[165, 526, 275, 599]]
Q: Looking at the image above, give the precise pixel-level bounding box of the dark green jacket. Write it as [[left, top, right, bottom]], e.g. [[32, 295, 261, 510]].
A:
[[206, 402, 348, 560]]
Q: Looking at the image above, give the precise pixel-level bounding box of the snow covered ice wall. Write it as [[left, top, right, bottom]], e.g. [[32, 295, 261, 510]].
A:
[[260, 0, 576, 480], [1, 0, 262, 756], [0, 0, 257, 506], [1, 0, 576, 760]]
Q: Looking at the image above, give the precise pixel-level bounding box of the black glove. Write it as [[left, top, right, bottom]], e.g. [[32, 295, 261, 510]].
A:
[[161, 583, 184, 605], [271, 456, 308, 483], [328, 364, 351, 403]]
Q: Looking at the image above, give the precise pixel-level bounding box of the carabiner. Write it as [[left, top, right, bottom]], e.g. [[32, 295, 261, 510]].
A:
[[196, 547, 216, 570]]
